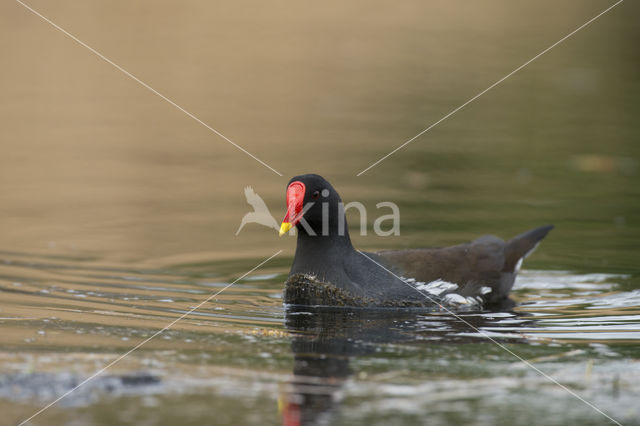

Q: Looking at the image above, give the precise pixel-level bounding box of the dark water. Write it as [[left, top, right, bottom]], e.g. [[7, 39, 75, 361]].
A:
[[1, 0, 639, 425]]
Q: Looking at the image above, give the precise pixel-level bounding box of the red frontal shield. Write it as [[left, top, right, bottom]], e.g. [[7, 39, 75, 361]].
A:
[[280, 181, 305, 235]]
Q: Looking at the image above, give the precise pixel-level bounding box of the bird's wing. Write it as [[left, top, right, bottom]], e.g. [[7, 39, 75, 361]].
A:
[[244, 186, 269, 211]]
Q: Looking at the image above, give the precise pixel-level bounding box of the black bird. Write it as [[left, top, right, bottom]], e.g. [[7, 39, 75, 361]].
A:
[[279, 174, 553, 309]]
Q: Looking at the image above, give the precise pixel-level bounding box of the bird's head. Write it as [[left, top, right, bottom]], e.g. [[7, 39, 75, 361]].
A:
[[279, 174, 343, 236]]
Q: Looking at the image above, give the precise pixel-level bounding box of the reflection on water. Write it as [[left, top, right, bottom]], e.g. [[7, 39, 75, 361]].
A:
[[281, 306, 529, 425], [0, 251, 638, 425]]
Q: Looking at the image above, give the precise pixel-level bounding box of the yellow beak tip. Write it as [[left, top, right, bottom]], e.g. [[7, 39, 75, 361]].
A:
[[279, 222, 292, 236]]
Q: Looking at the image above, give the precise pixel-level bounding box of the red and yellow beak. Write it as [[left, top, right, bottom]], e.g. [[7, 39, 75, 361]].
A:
[[279, 181, 305, 236]]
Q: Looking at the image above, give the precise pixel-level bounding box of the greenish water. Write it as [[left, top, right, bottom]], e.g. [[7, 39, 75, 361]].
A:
[[1, 0, 639, 425]]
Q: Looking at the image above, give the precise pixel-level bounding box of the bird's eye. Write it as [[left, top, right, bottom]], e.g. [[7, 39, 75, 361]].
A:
[[312, 191, 320, 199]]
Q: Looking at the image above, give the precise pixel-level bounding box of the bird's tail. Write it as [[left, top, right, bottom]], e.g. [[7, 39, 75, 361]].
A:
[[504, 225, 554, 272]]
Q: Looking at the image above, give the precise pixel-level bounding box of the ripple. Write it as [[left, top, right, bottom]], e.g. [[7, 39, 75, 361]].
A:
[[0, 251, 638, 426]]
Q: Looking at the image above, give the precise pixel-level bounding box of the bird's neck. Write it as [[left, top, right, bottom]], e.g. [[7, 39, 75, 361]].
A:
[[291, 220, 356, 277], [296, 229, 354, 252], [296, 209, 354, 249]]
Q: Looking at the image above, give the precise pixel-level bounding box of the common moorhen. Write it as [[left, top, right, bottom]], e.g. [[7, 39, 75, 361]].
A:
[[280, 174, 553, 309]]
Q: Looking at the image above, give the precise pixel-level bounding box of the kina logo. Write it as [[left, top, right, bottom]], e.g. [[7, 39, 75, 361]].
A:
[[235, 186, 280, 235]]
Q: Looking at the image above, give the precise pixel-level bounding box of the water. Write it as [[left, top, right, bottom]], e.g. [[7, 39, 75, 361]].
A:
[[1, 253, 639, 425], [1, 0, 639, 425]]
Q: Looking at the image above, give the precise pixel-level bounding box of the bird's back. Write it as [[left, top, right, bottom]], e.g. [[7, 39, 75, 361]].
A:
[[376, 225, 553, 305]]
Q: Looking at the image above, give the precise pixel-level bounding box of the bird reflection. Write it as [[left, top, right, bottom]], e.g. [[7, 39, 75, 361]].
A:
[[279, 305, 532, 425]]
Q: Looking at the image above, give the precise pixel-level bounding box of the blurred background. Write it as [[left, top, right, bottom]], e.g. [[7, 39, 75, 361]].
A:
[[0, 0, 638, 267], [0, 1, 638, 425]]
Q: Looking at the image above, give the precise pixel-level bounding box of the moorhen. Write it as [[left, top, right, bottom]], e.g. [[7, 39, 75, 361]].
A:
[[279, 174, 553, 309]]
